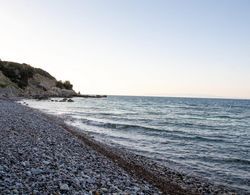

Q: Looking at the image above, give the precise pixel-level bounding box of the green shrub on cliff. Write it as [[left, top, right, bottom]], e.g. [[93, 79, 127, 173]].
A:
[[56, 80, 73, 90], [0, 61, 34, 89], [0, 60, 74, 94], [63, 81, 73, 90], [0, 61, 57, 90], [56, 80, 64, 88]]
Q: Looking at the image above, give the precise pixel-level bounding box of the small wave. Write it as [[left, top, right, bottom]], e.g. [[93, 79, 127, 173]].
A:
[[200, 156, 250, 166], [163, 134, 228, 143], [193, 135, 225, 142], [163, 121, 225, 131], [222, 158, 250, 165], [79, 118, 162, 132], [216, 115, 235, 119], [76, 118, 231, 144], [216, 115, 250, 120]]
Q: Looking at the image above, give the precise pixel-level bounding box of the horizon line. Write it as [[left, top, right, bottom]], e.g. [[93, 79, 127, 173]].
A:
[[81, 94, 250, 101]]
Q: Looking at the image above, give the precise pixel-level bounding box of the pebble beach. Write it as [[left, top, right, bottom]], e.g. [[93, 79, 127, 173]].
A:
[[0, 99, 161, 194], [0, 99, 245, 194]]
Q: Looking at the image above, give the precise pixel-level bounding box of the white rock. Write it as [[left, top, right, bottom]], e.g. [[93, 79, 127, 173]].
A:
[[42, 160, 50, 165], [60, 183, 70, 191]]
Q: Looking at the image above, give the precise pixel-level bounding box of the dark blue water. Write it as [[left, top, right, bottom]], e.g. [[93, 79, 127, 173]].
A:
[[24, 96, 250, 192]]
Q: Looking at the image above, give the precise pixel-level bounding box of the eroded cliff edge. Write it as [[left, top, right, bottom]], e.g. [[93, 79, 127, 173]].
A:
[[0, 60, 76, 98]]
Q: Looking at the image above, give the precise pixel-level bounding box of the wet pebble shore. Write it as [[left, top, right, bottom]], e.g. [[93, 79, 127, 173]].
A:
[[0, 99, 161, 194]]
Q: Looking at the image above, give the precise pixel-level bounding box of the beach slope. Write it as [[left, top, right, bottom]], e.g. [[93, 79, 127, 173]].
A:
[[0, 99, 160, 194]]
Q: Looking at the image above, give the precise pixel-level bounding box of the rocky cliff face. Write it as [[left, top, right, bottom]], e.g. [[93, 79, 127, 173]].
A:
[[0, 60, 76, 98]]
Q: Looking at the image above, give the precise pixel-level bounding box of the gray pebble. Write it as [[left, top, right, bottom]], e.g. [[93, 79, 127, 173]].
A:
[[60, 183, 70, 191]]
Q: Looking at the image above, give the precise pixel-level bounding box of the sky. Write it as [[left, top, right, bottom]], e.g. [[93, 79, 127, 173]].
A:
[[0, 0, 250, 99]]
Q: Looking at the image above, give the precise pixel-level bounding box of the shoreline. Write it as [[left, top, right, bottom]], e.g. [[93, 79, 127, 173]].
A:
[[43, 108, 241, 195], [0, 99, 244, 194], [50, 117, 189, 195], [0, 99, 160, 194]]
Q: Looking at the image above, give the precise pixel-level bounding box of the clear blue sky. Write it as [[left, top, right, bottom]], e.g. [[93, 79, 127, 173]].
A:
[[0, 0, 250, 98]]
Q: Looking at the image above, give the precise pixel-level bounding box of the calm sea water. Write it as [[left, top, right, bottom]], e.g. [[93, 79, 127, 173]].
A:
[[23, 96, 250, 192]]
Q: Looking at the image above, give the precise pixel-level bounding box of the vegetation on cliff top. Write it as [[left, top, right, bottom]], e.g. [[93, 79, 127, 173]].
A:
[[56, 80, 73, 90], [0, 61, 55, 89], [0, 60, 77, 98]]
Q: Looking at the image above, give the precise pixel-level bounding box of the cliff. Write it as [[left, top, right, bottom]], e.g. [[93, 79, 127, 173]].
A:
[[0, 60, 77, 98]]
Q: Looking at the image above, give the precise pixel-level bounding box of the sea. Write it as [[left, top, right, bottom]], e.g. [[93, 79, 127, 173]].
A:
[[22, 96, 250, 192]]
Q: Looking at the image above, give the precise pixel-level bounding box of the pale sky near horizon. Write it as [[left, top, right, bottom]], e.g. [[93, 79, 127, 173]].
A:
[[0, 0, 250, 99]]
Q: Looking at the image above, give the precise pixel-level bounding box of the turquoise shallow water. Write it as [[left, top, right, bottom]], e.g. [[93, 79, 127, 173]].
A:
[[24, 96, 250, 192]]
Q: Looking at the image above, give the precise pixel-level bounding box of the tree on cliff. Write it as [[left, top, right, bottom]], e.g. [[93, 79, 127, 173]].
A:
[[56, 80, 73, 90]]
